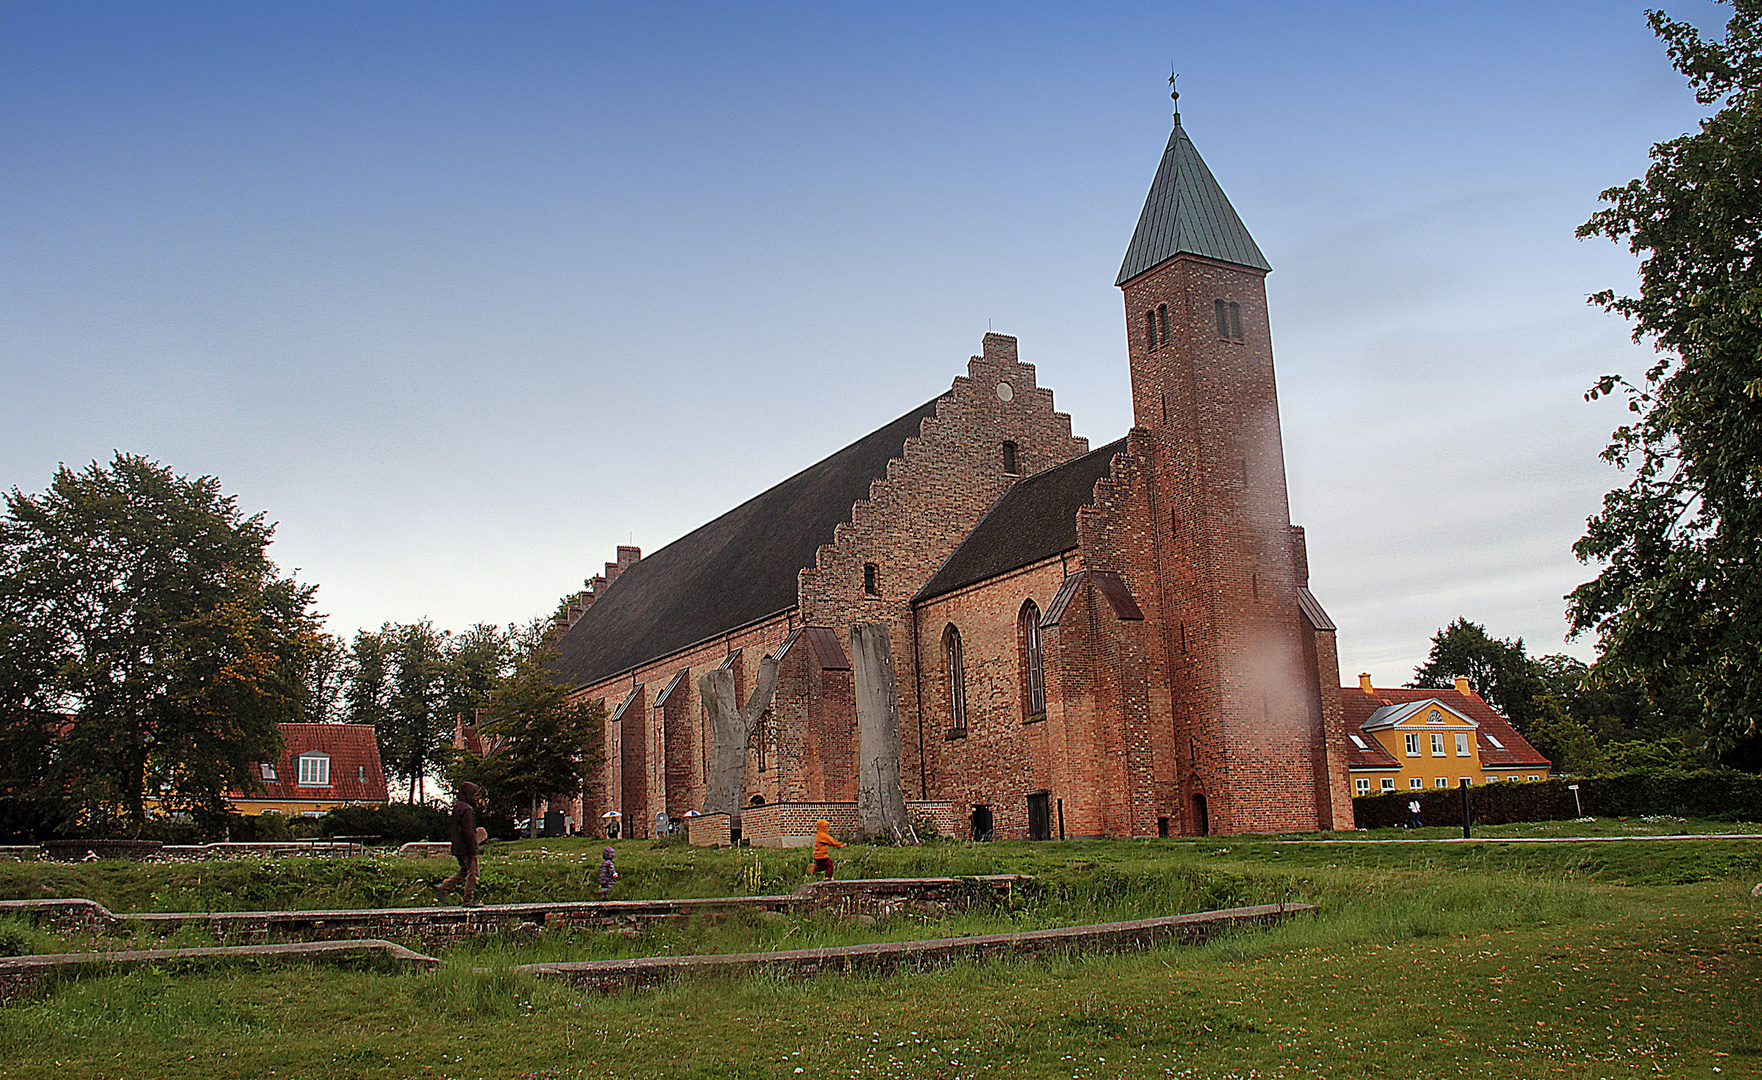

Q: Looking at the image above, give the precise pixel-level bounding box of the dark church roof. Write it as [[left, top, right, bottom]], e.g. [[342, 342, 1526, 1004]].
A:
[[1116, 120, 1271, 284], [914, 438, 1126, 604], [555, 397, 942, 689]]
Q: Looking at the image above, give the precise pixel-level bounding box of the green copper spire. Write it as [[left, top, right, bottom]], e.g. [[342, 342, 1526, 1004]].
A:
[[1116, 104, 1271, 285]]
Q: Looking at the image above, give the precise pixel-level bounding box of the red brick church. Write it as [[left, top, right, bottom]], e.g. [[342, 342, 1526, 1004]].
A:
[[551, 98, 1354, 838]]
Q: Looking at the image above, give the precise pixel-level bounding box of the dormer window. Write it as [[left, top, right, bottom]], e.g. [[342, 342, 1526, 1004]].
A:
[[1214, 299, 1243, 342], [863, 563, 879, 597], [1002, 441, 1019, 475], [296, 753, 330, 786]]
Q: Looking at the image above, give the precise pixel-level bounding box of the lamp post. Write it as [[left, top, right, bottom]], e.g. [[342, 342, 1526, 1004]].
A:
[[1568, 783, 1582, 818], [1459, 778, 1472, 839]]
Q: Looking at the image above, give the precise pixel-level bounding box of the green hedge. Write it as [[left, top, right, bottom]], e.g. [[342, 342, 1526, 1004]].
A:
[[1353, 769, 1762, 830]]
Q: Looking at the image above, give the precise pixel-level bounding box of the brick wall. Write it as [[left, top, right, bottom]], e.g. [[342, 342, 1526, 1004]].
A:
[[798, 333, 1091, 802], [1119, 252, 1335, 834]]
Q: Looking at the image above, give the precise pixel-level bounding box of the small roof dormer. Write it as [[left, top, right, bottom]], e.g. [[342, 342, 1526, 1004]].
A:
[[1360, 698, 1477, 732]]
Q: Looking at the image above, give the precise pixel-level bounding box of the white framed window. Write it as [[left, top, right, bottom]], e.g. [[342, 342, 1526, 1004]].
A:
[[1485, 734, 1506, 749], [296, 753, 330, 786], [1349, 734, 1369, 750], [1431, 733, 1446, 757], [1409, 778, 1423, 789], [1435, 777, 1449, 788], [1528, 774, 1540, 781], [1380, 778, 1395, 792], [1404, 733, 1420, 756], [1455, 733, 1472, 757], [259, 762, 277, 781], [1460, 777, 1473, 786], [1354, 778, 1370, 794]]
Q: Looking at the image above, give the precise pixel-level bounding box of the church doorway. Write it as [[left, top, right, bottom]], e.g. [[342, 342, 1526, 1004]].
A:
[[970, 804, 993, 841], [1192, 794, 1210, 837], [1027, 792, 1052, 841]]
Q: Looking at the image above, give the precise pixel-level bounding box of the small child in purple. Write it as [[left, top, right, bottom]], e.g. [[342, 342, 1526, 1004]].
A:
[[597, 847, 618, 900]]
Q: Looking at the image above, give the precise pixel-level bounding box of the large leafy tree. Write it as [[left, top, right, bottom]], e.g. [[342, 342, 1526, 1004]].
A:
[[1409, 618, 1548, 729], [1569, 2, 1762, 745], [345, 620, 509, 802], [447, 623, 601, 838], [0, 454, 321, 831]]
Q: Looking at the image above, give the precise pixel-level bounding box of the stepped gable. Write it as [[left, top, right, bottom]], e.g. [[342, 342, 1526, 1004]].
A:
[[914, 438, 1126, 603], [1116, 119, 1270, 284], [1341, 686, 1552, 769], [556, 398, 942, 689]]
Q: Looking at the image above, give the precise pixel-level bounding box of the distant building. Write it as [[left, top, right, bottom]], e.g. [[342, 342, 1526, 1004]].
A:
[[232, 723, 390, 817], [1342, 675, 1551, 795], [545, 94, 1354, 839]]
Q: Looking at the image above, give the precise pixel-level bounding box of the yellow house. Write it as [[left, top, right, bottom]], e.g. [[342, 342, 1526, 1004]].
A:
[[1342, 675, 1552, 796]]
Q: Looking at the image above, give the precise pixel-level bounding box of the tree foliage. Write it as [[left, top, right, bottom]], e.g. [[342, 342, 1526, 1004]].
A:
[[342, 621, 510, 803], [1410, 617, 1714, 773], [446, 623, 601, 835], [0, 454, 321, 831], [1569, 2, 1762, 744]]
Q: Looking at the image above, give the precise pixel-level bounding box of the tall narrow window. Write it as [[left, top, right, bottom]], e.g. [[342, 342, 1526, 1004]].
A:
[[1156, 303, 1169, 344], [1215, 299, 1244, 342], [863, 563, 879, 597], [1020, 600, 1046, 720], [1002, 440, 1019, 475], [944, 625, 967, 735], [1145, 309, 1157, 350]]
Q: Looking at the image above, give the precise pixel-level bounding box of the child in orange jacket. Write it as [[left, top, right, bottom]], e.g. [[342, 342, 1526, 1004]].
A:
[[811, 819, 844, 880]]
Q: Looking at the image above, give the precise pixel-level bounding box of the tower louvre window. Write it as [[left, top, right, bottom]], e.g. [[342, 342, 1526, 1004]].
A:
[[1215, 299, 1244, 342], [1157, 303, 1169, 345], [1002, 440, 1019, 475], [1145, 309, 1157, 350], [863, 563, 879, 597]]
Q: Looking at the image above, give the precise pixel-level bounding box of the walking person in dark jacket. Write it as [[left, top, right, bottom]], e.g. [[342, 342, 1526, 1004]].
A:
[[434, 781, 485, 907], [596, 847, 618, 900]]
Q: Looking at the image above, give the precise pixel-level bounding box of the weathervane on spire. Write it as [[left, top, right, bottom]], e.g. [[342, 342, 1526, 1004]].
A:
[[1169, 68, 1180, 125]]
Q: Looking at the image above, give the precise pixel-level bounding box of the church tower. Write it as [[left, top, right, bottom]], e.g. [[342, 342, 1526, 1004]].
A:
[[1118, 90, 1345, 833]]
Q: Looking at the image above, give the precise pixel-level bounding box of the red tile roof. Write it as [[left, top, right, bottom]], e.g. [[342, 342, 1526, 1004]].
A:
[[242, 723, 389, 802], [1343, 730, 1401, 771], [1341, 686, 1551, 769]]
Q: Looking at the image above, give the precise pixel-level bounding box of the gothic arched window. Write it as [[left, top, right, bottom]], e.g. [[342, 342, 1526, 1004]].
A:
[[1019, 600, 1046, 721], [944, 624, 967, 735], [1002, 440, 1019, 475]]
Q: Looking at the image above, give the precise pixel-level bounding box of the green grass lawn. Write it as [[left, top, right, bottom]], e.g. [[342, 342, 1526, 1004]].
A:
[[1, 827, 1759, 1079]]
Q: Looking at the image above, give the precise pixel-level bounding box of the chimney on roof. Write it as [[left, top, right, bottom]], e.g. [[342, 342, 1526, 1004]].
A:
[[1453, 675, 1472, 695], [1358, 673, 1374, 692], [617, 545, 641, 567]]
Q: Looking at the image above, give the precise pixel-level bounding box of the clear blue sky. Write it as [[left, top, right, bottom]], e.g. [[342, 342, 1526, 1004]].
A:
[[0, 1, 1728, 685]]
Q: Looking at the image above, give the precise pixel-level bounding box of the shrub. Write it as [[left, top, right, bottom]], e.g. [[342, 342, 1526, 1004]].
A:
[[1353, 769, 1762, 829], [315, 803, 449, 846]]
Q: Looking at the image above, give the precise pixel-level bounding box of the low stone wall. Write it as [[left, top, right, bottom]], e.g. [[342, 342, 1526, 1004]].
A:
[[0, 878, 1033, 946], [793, 875, 1028, 917], [683, 813, 731, 847], [525, 902, 1315, 992], [0, 939, 438, 1005]]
